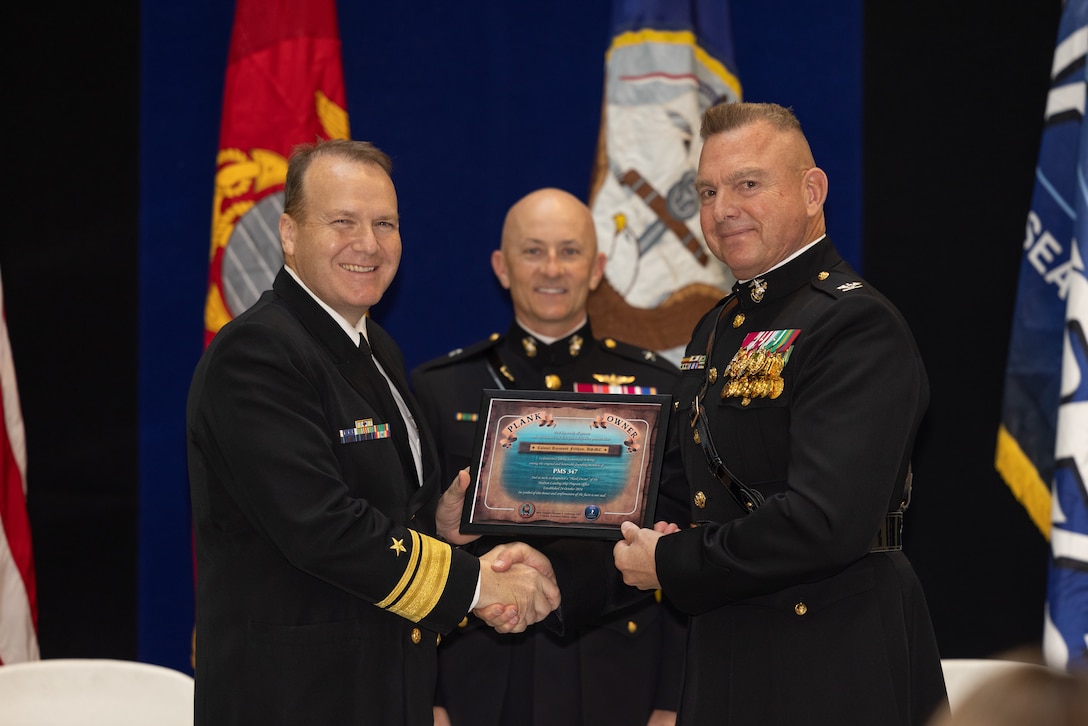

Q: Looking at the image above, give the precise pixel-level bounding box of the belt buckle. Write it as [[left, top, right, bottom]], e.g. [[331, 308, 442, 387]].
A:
[[870, 511, 903, 552]]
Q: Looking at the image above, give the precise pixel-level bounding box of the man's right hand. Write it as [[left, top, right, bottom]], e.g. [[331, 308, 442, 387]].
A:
[[474, 542, 560, 633]]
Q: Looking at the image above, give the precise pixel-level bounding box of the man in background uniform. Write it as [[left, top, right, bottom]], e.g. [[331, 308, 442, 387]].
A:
[[412, 188, 685, 726]]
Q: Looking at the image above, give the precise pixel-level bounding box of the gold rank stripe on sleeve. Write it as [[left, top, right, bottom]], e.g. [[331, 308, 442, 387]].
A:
[[376, 530, 453, 622]]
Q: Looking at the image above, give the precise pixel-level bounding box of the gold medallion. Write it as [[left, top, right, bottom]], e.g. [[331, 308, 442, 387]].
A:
[[768, 354, 784, 377], [729, 351, 749, 378], [545, 374, 561, 390], [750, 349, 767, 375]]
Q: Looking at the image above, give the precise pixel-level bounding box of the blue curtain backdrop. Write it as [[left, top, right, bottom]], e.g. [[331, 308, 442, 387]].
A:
[[137, 0, 861, 670]]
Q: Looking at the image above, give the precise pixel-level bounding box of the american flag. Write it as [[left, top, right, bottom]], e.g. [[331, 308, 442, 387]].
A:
[[0, 265, 38, 664]]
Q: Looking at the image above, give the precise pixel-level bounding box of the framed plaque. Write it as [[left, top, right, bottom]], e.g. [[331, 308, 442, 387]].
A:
[[461, 389, 672, 540]]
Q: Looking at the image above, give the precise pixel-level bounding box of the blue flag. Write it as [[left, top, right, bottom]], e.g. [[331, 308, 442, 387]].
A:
[[996, 0, 1088, 672], [587, 0, 741, 362]]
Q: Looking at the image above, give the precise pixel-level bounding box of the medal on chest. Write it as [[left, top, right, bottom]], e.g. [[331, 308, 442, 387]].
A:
[[720, 328, 800, 406]]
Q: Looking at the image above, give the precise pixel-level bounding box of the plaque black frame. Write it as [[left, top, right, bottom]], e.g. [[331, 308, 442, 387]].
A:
[[461, 389, 671, 540]]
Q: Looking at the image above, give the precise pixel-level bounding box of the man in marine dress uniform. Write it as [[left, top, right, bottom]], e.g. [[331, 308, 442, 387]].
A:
[[412, 188, 685, 726], [613, 103, 949, 725]]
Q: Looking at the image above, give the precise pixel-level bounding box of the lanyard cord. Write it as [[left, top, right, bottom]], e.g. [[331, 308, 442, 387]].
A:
[[689, 297, 765, 513]]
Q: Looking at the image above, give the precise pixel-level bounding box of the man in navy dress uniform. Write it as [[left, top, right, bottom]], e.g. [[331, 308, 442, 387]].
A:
[[188, 140, 562, 726]]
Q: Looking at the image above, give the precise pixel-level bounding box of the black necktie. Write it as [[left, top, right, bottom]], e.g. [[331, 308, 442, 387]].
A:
[[356, 333, 424, 491], [358, 333, 409, 446]]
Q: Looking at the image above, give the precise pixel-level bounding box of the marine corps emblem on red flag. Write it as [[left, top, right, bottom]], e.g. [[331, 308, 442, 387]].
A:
[[204, 0, 351, 345]]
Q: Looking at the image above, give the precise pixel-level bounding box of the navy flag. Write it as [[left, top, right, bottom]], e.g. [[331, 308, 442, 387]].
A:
[[587, 0, 741, 362], [996, 0, 1087, 672]]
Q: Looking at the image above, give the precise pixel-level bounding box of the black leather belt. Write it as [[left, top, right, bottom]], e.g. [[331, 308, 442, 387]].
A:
[[871, 465, 911, 552], [870, 511, 904, 552]]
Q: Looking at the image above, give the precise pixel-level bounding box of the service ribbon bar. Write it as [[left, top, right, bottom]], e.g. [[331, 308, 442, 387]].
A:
[[573, 383, 658, 395], [339, 418, 391, 443], [679, 355, 707, 371]]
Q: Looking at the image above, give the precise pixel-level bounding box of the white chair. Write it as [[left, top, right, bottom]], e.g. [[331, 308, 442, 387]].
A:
[[940, 657, 1051, 713], [0, 658, 194, 725]]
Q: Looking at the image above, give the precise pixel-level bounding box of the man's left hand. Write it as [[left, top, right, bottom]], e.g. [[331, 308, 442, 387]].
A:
[[613, 520, 667, 590]]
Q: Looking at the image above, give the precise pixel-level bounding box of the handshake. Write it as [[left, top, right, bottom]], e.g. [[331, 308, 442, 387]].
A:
[[468, 516, 679, 633], [438, 469, 561, 634], [474, 541, 561, 634], [437, 468, 676, 634]]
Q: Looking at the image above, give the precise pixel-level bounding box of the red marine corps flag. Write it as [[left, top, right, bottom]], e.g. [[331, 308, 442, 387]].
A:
[[0, 265, 38, 664], [205, 0, 351, 345]]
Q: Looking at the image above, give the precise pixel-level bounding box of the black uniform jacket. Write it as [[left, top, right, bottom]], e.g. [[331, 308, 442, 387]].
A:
[[188, 269, 479, 726], [411, 320, 687, 725], [655, 238, 948, 725]]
